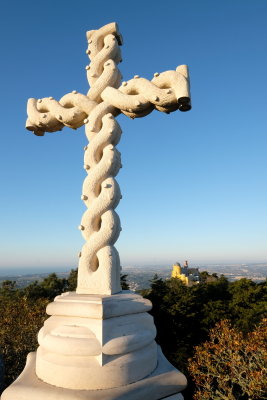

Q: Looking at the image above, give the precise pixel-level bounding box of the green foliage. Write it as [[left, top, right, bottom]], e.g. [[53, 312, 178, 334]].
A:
[[67, 268, 78, 291], [23, 273, 69, 300], [1, 281, 16, 291], [228, 279, 267, 333], [120, 274, 130, 290], [199, 271, 220, 283], [143, 274, 267, 399], [0, 270, 75, 392], [0, 286, 49, 390]]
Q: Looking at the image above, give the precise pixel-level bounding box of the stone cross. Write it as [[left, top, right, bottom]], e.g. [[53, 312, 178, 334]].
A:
[[26, 22, 191, 295]]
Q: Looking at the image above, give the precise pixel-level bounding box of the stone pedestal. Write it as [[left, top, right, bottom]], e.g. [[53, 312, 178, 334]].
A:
[[1, 291, 186, 399]]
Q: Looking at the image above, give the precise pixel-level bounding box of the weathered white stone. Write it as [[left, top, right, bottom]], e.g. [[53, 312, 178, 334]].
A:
[[103, 312, 156, 355], [36, 341, 158, 390], [35, 292, 158, 390], [46, 291, 152, 318], [1, 347, 187, 400], [25, 21, 190, 296], [38, 325, 101, 356]]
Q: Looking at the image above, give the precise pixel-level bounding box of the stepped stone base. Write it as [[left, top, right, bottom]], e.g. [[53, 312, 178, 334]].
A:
[[1, 347, 186, 400], [35, 291, 159, 390], [1, 291, 186, 399]]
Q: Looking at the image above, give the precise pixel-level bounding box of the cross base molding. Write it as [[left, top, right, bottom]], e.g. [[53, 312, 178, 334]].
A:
[[1, 348, 186, 400], [1, 292, 186, 399]]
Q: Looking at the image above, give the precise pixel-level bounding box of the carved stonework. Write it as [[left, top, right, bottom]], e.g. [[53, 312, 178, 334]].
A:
[[25, 22, 190, 295]]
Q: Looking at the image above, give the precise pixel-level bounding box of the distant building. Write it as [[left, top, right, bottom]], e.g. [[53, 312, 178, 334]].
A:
[[171, 260, 200, 286]]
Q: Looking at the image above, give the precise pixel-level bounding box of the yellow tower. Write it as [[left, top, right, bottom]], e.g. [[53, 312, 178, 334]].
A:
[[171, 263, 182, 277], [171, 263, 189, 285]]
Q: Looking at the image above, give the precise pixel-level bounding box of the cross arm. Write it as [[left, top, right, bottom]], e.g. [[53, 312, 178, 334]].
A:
[[101, 65, 191, 119], [25, 65, 190, 136], [26, 93, 97, 136]]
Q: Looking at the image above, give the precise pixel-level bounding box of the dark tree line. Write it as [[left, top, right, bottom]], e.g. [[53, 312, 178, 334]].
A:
[[141, 273, 267, 399]]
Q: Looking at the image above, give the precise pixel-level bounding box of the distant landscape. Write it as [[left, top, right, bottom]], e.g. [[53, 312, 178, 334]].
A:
[[0, 263, 266, 290]]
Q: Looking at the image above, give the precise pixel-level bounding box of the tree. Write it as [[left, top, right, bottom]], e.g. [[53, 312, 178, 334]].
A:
[[120, 274, 130, 290], [143, 274, 267, 400], [199, 271, 210, 283], [1, 281, 16, 291], [193, 275, 230, 333], [144, 276, 201, 372], [67, 268, 78, 291], [0, 292, 48, 391], [188, 319, 267, 400], [229, 279, 267, 333], [23, 273, 71, 301]]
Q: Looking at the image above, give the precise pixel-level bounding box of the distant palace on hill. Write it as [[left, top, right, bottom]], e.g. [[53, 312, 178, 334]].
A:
[[171, 261, 200, 286]]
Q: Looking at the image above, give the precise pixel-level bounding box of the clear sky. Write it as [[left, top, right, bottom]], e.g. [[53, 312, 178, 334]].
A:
[[0, 0, 266, 272]]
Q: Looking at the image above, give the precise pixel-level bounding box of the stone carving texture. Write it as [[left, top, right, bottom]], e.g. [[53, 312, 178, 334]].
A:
[[35, 293, 158, 390], [78, 23, 123, 295], [25, 22, 191, 296]]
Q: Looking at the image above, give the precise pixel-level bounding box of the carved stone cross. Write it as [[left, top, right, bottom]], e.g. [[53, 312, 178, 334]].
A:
[[26, 22, 191, 295]]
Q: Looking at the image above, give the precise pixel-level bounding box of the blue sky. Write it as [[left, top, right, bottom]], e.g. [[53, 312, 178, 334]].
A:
[[0, 0, 266, 272]]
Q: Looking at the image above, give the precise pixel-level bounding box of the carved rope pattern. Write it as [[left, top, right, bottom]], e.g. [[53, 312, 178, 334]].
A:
[[77, 23, 123, 293], [25, 22, 191, 294], [25, 70, 190, 136]]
